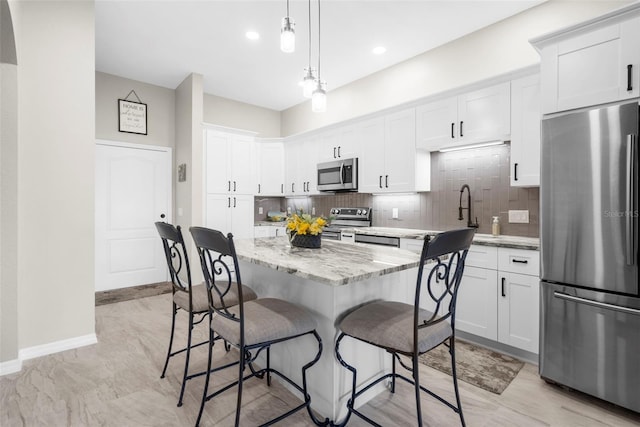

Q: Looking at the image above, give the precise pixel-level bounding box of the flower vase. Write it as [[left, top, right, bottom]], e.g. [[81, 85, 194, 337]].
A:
[[289, 232, 322, 248]]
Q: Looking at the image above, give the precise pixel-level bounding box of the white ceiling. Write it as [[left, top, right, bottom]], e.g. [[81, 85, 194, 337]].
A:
[[95, 0, 545, 111]]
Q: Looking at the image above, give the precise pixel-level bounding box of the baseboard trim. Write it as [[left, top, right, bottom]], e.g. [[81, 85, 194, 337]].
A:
[[0, 358, 22, 376], [18, 333, 98, 362]]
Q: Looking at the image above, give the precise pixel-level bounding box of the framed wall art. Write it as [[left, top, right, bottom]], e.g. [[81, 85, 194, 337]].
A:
[[118, 90, 147, 135]]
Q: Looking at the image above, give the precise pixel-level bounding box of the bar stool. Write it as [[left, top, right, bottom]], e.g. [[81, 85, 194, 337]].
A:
[[190, 226, 328, 427], [155, 222, 257, 406], [334, 228, 476, 426]]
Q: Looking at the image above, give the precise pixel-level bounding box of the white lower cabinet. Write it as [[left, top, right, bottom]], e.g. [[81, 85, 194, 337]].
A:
[[254, 226, 287, 238], [497, 272, 539, 354], [205, 194, 254, 240], [455, 244, 540, 354]]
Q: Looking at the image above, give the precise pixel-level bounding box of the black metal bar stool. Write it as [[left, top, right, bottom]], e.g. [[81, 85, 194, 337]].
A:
[[333, 228, 476, 426], [190, 226, 329, 427], [155, 222, 257, 406]]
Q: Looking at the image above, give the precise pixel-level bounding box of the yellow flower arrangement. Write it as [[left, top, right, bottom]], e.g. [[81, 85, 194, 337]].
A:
[[286, 211, 328, 236]]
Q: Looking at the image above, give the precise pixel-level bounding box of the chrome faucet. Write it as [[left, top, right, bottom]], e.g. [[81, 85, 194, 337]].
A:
[[458, 184, 479, 228]]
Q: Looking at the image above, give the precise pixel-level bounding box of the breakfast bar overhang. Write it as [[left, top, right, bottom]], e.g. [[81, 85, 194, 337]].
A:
[[233, 236, 423, 421]]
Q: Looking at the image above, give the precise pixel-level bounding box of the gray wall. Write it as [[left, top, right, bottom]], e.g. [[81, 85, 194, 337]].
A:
[[281, 0, 632, 136], [1, 0, 18, 363], [96, 72, 176, 148], [203, 93, 281, 138], [11, 0, 95, 354]]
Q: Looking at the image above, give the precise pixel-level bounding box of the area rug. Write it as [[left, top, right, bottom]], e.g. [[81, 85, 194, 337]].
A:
[[419, 339, 524, 394]]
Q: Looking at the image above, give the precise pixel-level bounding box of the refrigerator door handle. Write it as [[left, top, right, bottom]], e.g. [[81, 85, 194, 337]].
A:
[[626, 134, 637, 266], [554, 291, 640, 316]]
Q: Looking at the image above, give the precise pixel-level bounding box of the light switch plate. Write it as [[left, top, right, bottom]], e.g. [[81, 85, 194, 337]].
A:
[[392, 208, 399, 219], [258, 207, 263, 215], [508, 210, 529, 223]]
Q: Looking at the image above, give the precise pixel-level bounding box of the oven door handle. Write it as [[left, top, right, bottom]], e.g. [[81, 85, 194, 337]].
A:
[[339, 162, 345, 185]]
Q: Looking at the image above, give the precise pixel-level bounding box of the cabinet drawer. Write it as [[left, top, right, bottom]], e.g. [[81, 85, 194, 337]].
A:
[[464, 244, 498, 269], [498, 247, 539, 276]]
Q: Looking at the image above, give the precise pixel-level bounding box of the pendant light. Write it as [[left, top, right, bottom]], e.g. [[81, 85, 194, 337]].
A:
[[311, 0, 327, 112], [280, 0, 295, 53], [302, 0, 316, 98]]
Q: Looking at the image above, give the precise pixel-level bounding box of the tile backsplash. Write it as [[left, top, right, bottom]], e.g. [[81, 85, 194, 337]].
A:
[[256, 143, 539, 237]]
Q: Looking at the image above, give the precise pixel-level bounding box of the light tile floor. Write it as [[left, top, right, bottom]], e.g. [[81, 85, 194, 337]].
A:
[[1, 293, 639, 426]]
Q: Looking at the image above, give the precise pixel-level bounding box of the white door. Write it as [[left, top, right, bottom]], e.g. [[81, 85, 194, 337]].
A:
[[95, 141, 171, 291]]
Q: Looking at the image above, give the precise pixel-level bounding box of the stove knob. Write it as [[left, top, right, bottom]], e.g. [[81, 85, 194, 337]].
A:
[[357, 209, 362, 215], [362, 209, 367, 215]]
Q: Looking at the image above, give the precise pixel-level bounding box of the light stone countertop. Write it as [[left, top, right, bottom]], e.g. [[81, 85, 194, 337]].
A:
[[233, 236, 421, 286], [343, 227, 539, 250]]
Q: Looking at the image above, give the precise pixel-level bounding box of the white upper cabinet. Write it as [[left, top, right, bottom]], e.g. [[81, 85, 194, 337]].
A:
[[318, 125, 359, 162], [416, 82, 510, 151], [357, 116, 386, 194], [359, 108, 430, 193], [534, 9, 640, 114], [204, 128, 256, 195], [256, 140, 285, 196], [284, 137, 318, 196], [510, 74, 541, 187]]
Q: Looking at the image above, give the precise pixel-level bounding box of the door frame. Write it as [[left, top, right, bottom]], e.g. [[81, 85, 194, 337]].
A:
[[95, 139, 173, 289]]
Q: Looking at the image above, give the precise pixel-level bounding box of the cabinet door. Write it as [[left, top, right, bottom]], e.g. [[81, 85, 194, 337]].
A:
[[204, 130, 232, 194], [497, 272, 539, 354], [229, 135, 255, 194], [384, 108, 416, 192], [319, 125, 359, 161], [455, 266, 498, 340], [205, 193, 231, 232], [258, 142, 284, 196], [299, 136, 319, 194], [284, 140, 302, 196], [230, 195, 255, 240], [510, 74, 541, 187], [254, 226, 274, 238], [416, 97, 458, 151], [457, 82, 511, 144], [357, 116, 386, 193], [541, 16, 640, 114]]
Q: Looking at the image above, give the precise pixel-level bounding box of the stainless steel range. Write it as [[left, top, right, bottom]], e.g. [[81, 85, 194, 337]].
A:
[[322, 207, 372, 241]]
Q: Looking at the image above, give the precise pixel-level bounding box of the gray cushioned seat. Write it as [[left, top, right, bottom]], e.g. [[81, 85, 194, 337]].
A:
[[211, 298, 317, 346], [173, 283, 257, 313], [338, 300, 452, 354]]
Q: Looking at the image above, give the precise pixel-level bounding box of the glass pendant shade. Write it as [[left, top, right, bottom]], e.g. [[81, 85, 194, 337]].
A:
[[280, 17, 295, 53], [302, 67, 317, 98], [312, 80, 327, 113]]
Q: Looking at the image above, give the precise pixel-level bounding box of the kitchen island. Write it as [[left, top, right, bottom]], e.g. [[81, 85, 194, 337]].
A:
[[233, 236, 422, 421]]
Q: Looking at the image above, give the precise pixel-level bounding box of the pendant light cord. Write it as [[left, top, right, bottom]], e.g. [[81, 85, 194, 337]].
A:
[[308, 0, 312, 67], [317, 0, 321, 78], [286, 0, 290, 17]]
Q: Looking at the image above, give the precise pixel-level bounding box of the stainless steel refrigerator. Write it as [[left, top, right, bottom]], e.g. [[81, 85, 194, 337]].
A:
[[540, 100, 639, 413]]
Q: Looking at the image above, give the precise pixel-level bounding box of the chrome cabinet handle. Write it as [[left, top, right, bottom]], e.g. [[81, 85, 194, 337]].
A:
[[514, 163, 519, 181], [379, 175, 383, 188], [258, 184, 261, 194], [460, 121, 464, 137], [451, 123, 455, 139], [338, 146, 341, 158], [333, 147, 337, 158], [227, 197, 231, 208], [233, 181, 236, 192], [626, 134, 637, 266], [627, 64, 633, 91], [501, 277, 506, 297], [512, 259, 528, 264], [554, 292, 640, 316], [385, 175, 389, 188]]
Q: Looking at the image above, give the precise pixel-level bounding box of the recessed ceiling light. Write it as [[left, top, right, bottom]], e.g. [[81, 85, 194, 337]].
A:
[[246, 31, 260, 40], [372, 46, 386, 55]]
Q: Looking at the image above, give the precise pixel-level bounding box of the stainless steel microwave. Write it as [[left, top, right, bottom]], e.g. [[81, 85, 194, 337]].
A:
[[317, 158, 358, 192]]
